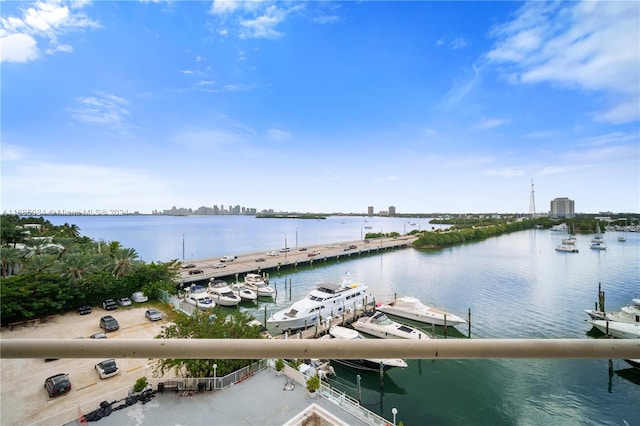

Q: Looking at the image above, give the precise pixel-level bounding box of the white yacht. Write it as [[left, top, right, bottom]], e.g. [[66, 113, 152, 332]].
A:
[[590, 320, 640, 339], [376, 296, 467, 326], [555, 244, 579, 253], [184, 284, 216, 309], [606, 305, 640, 324], [352, 311, 429, 339], [207, 279, 241, 307], [267, 273, 372, 331], [323, 325, 408, 372], [230, 283, 258, 301], [244, 273, 276, 298]]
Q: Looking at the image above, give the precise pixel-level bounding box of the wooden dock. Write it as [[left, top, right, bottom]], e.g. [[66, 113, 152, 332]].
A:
[[178, 236, 417, 285]]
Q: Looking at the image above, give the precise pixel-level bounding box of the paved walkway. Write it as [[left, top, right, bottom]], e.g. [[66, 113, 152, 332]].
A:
[[80, 368, 372, 426]]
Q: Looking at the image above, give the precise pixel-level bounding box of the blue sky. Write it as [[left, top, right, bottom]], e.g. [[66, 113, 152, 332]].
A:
[[1, 1, 639, 215]]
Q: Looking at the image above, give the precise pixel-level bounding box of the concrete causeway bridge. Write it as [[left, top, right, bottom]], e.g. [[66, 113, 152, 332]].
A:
[[178, 235, 417, 285]]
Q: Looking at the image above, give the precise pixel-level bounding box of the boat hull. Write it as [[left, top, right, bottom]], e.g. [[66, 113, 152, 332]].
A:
[[590, 320, 640, 339], [377, 297, 467, 326]]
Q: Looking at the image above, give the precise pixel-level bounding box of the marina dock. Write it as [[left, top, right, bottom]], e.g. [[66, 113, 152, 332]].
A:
[[178, 235, 417, 285]]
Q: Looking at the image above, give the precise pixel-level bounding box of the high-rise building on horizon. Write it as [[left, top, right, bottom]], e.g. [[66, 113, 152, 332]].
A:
[[550, 197, 575, 218], [367, 206, 374, 216], [388, 206, 396, 216]]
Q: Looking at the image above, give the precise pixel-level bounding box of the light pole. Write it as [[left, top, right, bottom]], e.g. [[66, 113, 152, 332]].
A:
[[282, 232, 288, 262], [213, 363, 217, 390], [182, 233, 186, 260], [378, 226, 383, 249], [392, 407, 397, 425], [295, 227, 299, 248]]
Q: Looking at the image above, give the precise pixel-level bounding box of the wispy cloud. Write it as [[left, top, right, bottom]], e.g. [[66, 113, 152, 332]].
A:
[[209, 1, 303, 39], [438, 64, 481, 111], [486, 1, 640, 124], [313, 15, 341, 25], [486, 168, 524, 177], [536, 166, 565, 176], [449, 36, 468, 50], [68, 93, 130, 127], [0, 0, 99, 63], [267, 128, 291, 142], [475, 118, 509, 129]]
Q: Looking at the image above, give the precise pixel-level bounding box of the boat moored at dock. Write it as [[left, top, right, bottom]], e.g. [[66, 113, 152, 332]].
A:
[[352, 311, 430, 339], [376, 296, 467, 326], [244, 273, 276, 298], [267, 273, 372, 332], [208, 279, 241, 307]]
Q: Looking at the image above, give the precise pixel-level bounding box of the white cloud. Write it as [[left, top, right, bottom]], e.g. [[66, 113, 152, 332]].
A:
[[313, 15, 341, 25], [239, 5, 287, 39], [438, 64, 481, 111], [68, 93, 130, 127], [0, 0, 99, 63], [475, 118, 508, 129], [0, 33, 38, 62], [486, 1, 640, 124], [536, 166, 565, 176], [581, 131, 638, 147], [267, 128, 291, 142], [486, 168, 524, 177], [449, 36, 467, 50]]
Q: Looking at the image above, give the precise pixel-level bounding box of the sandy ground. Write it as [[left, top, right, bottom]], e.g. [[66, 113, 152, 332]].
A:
[[0, 306, 173, 426]]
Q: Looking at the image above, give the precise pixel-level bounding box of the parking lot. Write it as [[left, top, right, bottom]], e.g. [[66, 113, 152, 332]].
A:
[[0, 306, 171, 425]]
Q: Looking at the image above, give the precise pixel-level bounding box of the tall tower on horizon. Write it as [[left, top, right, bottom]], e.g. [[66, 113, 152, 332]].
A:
[[529, 179, 536, 218]]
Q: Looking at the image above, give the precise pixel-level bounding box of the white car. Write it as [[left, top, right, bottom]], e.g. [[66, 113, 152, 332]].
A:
[[213, 263, 227, 269], [131, 292, 148, 303], [267, 251, 279, 256], [220, 255, 237, 262], [95, 359, 119, 379], [117, 297, 132, 307]]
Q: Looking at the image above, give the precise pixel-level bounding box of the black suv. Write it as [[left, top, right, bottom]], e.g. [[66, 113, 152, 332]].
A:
[[99, 315, 119, 332], [102, 299, 117, 310], [44, 373, 71, 397], [77, 305, 92, 315]]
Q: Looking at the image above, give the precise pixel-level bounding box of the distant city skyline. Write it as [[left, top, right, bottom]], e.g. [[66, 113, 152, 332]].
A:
[[2, 1, 638, 214]]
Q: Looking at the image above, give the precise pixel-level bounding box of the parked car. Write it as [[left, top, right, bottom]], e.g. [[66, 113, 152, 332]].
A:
[[189, 269, 204, 275], [77, 305, 92, 315], [117, 297, 132, 307], [102, 299, 117, 310], [89, 332, 107, 339], [220, 255, 237, 262], [131, 291, 148, 303], [95, 359, 119, 379], [213, 263, 226, 269], [44, 373, 71, 397], [145, 308, 163, 321], [181, 263, 196, 269], [99, 315, 119, 332]]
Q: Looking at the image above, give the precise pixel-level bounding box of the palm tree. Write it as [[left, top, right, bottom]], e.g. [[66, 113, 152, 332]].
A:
[[21, 253, 56, 274], [1, 226, 28, 248], [60, 223, 81, 238], [57, 252, 96, 284], [111, 247, 140, 278], [0, 246, 23, 277]]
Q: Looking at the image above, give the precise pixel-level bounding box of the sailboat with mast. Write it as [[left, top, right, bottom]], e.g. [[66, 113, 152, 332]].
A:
[[590, 221, 607, 250]]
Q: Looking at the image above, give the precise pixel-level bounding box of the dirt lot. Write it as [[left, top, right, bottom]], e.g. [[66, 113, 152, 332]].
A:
[[0, 305, 173, 426]]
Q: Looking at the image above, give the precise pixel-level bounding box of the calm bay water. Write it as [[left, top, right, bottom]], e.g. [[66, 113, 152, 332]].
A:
[[45, 215, 640, 425]]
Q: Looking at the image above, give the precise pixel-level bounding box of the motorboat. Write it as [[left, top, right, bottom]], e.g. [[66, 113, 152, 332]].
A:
[[376, 296, 467, 326], [606, 305, 640, 324], [550, 223, 569, 232], [585, 299, 640, 323], [555, 244, 579, 253], [590, 320, 640, 339], [590, 241, 607, 250], [267, 273, 372, 331], [561, 236, 577, 245], [352, 311, 429, 339], [230, 283, 258, 301], [244, 273, 276, 298], [323, 325, 408, 372], [184, 284, 216, 309], [208, 279, 241, 307]]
